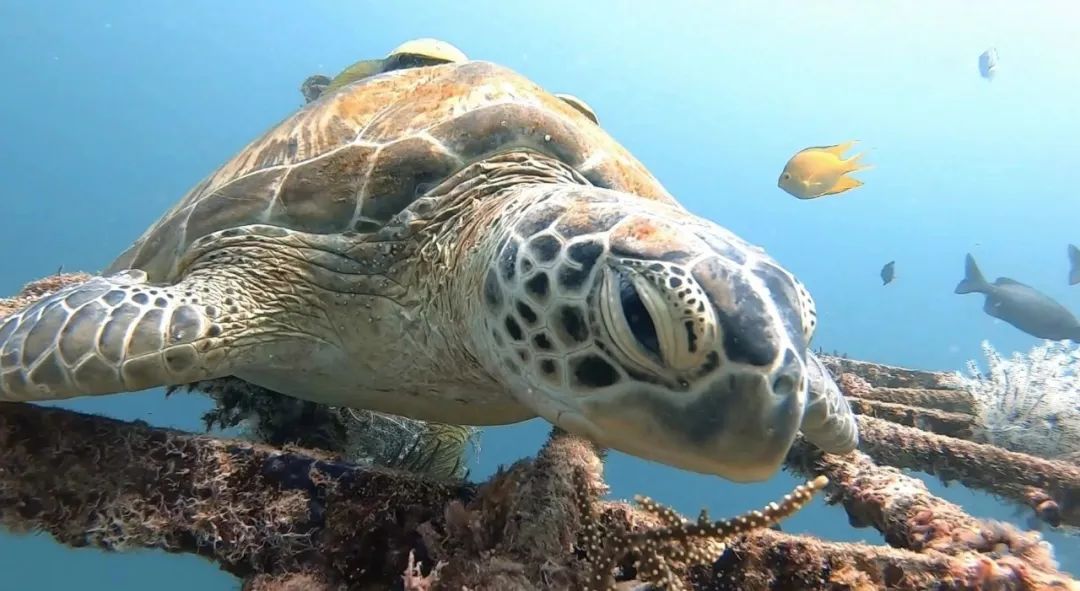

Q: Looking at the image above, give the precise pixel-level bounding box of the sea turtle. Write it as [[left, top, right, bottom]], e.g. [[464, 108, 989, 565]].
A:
[[0, 55, 857, 482]]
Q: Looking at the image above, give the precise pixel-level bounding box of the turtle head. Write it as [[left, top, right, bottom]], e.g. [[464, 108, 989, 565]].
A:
[[475, 186, 821, 482]]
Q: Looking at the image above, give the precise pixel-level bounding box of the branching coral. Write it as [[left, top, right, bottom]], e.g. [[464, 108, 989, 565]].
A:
[[955, 340, 1080, 460], [575, 472, 827, 590]]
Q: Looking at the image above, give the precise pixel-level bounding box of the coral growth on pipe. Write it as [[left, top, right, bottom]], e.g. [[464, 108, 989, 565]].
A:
[[2, 272, 1080, 590]]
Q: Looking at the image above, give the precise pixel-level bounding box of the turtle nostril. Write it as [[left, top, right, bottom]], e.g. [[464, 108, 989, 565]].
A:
[[772, 373, 799, 398], [771, 348, 803, 398]]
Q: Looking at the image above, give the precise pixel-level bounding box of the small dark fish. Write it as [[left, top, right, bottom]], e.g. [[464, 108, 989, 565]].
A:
[[880, 260, 895, 285], [955, 253, 1080, 341], [1068, 244, 1080, 286]]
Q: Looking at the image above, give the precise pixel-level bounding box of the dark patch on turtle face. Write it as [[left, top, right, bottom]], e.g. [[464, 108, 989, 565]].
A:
[[527, 234, 561, 263], [504, 316, 524, 341], [519, 257, 535, 276], [753, 264, 807, 351], [554, 305, 589, 345], [538, 358, 562, 387], [515, 202, 567, 237], [524, 273, 550, 302], [533, 333, 554, 350], [554, 205, 626, 239], [557, 265, 591, 292], [278, 144, 373, 233], [498, 238, 520, 282], [692, 258, 781, 367], [131, 292, 149, 306], [428, 102, 589, 170], [568, 241, 604, 268], [483, 269, 503, 311], [539, 358, 558, 376], [571, 354, 621, 388], [516, 301, 538, 326], [491, 328, 504, 348], [516, 349, 529, 363]]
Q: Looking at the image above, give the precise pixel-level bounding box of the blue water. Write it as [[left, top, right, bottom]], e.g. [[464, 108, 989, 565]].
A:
[[1, 1, 1078, 587]]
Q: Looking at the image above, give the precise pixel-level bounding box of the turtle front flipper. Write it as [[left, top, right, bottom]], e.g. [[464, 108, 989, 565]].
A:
[[800, 351, 859, 454], [0, 269, 237, 402]]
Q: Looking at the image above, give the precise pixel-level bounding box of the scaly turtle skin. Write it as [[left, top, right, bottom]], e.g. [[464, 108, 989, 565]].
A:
[[0, 58, 856, 482]]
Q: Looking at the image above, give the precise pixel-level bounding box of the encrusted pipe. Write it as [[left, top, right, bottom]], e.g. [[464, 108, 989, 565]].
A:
[[855, 415, 1080, 529], [848, 397, 975, 439], [0, 400, 472, 586], [852, 386, 977, 415], [785, 436, 1059, 571], [704, 528, 1080, 591]]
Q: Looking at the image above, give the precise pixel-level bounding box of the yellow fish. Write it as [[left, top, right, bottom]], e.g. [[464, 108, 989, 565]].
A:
[[777, 141, 870, 199]]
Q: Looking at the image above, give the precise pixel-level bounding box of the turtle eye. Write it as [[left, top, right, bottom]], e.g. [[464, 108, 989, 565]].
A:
[[782, 172, 792, 180], [618, 274, 661, 358]]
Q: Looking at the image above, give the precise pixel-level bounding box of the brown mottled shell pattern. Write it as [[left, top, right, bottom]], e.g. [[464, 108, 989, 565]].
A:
[[107, 61, 677, 282]]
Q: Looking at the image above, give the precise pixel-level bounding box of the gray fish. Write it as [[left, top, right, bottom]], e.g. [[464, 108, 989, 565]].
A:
[[978, 48, 998, 81], [880, 260, 895, 286], [1069, 244, 1080, 286], [955, 253, 1080, 341]]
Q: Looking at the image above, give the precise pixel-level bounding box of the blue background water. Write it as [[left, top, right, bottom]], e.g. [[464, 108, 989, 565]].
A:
[[1, 1, 1078, 587]]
